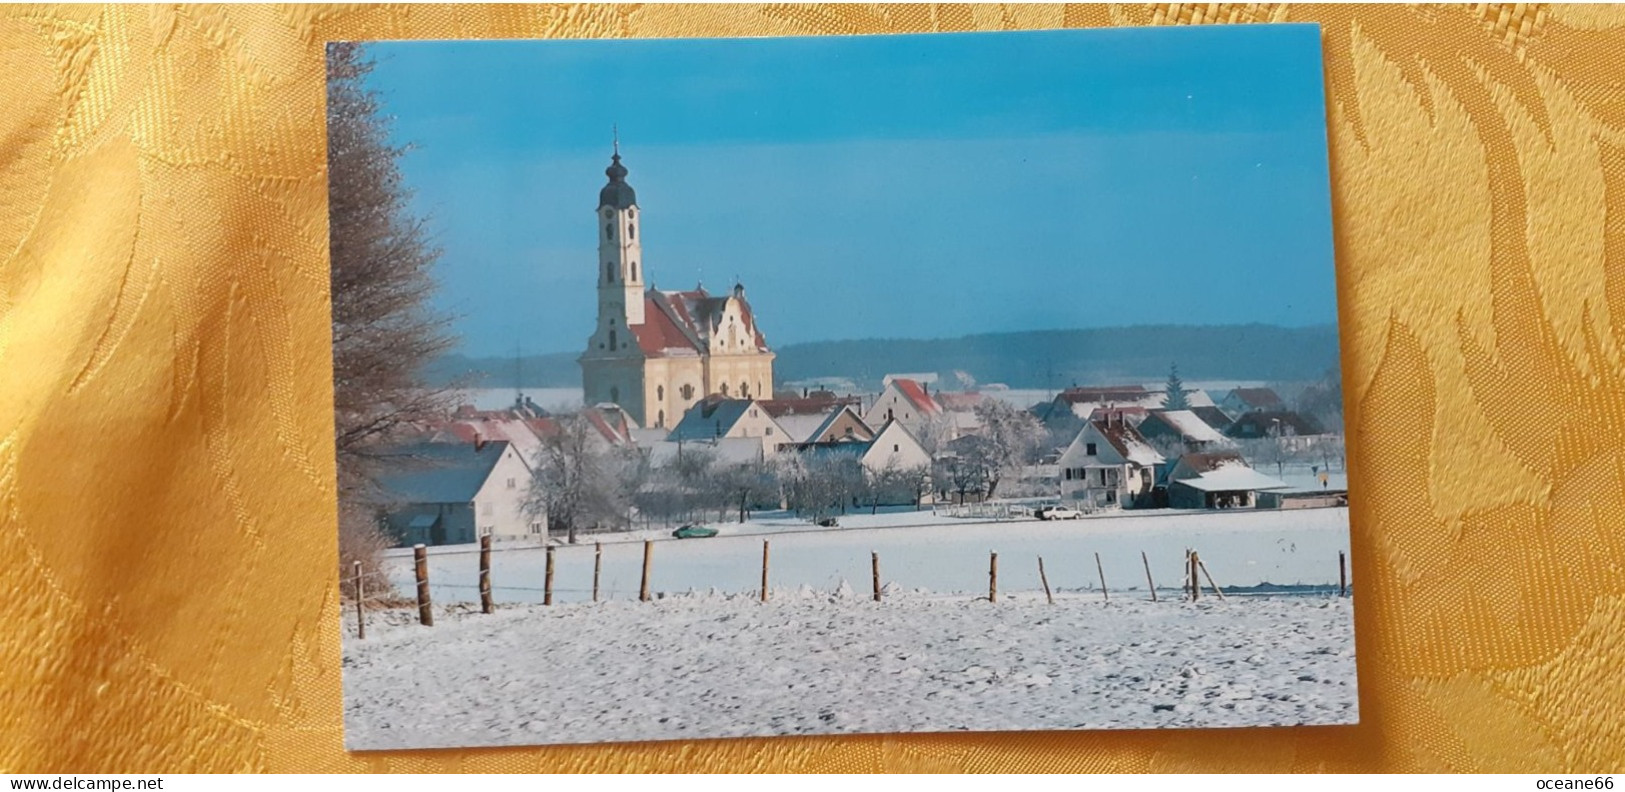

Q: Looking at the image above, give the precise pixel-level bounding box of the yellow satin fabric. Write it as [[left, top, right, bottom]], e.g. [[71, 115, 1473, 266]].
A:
[[2, 2, 1622, 773]]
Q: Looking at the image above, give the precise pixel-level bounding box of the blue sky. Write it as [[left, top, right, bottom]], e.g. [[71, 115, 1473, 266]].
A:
[[360, 25, 1336, 358]]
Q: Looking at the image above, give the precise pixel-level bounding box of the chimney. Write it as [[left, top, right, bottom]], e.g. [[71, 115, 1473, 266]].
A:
[[474, 431, 485, 452], [804, 387, 809, 398]]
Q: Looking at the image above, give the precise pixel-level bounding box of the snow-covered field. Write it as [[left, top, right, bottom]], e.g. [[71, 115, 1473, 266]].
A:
[[342, 591, 1357, 750], [380, 507, 1352, 606]]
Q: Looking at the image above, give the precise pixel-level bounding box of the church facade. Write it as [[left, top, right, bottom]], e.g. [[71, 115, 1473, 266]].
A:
[[579, 145, 776, 429]]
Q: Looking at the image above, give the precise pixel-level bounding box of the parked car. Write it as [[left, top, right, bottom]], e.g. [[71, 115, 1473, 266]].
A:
[[1036, 506, 1083, 521], [671, 524, 719, 539]]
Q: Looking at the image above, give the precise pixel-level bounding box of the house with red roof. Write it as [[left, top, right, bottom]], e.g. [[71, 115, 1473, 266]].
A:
[[578, 145, 776, 432], [862, 377, 944, 437]]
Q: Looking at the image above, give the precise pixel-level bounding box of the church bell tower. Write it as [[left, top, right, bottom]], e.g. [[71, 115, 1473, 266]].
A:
[[597, 136, 644, 330]]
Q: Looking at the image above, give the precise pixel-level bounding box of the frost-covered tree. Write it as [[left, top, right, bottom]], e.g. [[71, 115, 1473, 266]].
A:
[[525, 415, 640, 543], [328, 42, 457, 590], [971, 399, 1045, 498]]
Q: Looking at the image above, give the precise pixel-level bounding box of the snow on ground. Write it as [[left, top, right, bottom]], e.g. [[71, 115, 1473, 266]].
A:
[[342, 591, 1357, 750], [381, 507, 1352, 606]]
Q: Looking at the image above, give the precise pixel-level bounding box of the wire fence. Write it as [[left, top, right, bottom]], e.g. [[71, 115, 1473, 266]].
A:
[[344, 537, 1351, 639]]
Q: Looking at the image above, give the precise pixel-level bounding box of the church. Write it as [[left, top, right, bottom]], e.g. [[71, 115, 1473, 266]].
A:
[[579, 143, 776, 429]]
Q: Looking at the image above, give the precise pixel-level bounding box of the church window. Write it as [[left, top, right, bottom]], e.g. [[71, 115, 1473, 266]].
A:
[[610, 386, 620, 402], [657, 410, 665, 427], [606, 262, 614, 283], [742, 384, 751, 399], [605, 223, 614, 239], [609, 330, 617, 351], [681, 384, 694, 400], [721, 383, 730, 397], [629, 224, 635, 239], [631, 262, 638, 281], [657, 385, 664, 401]]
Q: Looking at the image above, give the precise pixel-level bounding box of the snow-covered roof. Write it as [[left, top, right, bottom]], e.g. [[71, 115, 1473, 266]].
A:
[[774, 413, 833, 444], [1151, 410, 1229, 445], [647, 437, 764, 468], [1173, 462, 1290, 492]]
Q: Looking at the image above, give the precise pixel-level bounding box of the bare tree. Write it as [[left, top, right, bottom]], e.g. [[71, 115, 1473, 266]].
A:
[[328, 42, 458, 587]]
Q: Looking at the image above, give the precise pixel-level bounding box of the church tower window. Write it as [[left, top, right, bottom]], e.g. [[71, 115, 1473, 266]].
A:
[[657, 410, 664, 427], [720, 383, 730, 397], [657, 385, 664, 401], [609, 330, 617, 351], [631, 262, 638, 281], [629, 224, 635, 239], [606, 262, 614, 283], [681, 384, 694, 400], [605, 223, 614, 239]]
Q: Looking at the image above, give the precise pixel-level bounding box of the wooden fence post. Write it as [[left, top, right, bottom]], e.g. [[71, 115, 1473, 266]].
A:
[[640, 540, 652, 602], [761, 540, 770, 603], [1095, 552, 1109, 602], [352, 561, 365, 640], [479, 533, 493, 615], [1142, 550, 1158, 602], [1339, 550, 1347, 597], [989, 551, 999, 603], [1038, 556, 1054, 605], [871, 551, 882, 603], [1197, 552, 1226, 600], [543, 545, 556, 606], [593, 542, 602, 603], [413, 544, 433, 626], [1188, 550, 1199, 602]]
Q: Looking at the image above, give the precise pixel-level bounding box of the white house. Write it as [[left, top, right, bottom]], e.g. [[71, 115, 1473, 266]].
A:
[[1057, 415, 1164, 509], [862, 377, 943, 436], [378, 439, 542, 546]]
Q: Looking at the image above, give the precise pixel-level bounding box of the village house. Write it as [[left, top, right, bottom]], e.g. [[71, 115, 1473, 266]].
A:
[[578, 143, 776, 429], [1220, 387, 1285, 417], [862, 377, 944, 436], [666, 396, 788, 456], [760, 392, 871, 446], [376, 439, 539, 547], [1057, 413, 1164, 509], [1137, 409, 1235, 454], [1163, 450, 1289, 510], [1223, 410, 1329, 451], [797, 419, 932, 476]]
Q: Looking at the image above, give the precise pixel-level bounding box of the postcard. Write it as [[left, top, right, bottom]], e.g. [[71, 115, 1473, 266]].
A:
[[328, 24, 1354, 750]]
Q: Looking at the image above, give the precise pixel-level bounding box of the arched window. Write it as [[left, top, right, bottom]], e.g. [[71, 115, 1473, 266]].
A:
[[631, 262, 638, 281], [680, 384, 694, 400], [720, 383, 730, 397], [605, 223, 614, 239], [741, 383, 750, 398], [610, 386, 620, 403], [629, 224, 635, 239], [657, 409, 664, 427], [657, 385, 665, 401], [608, 330, 617, 351], [606, 262, 614, 283]]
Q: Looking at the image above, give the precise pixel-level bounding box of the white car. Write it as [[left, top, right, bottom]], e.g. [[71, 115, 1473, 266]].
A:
[[1036, 506, 1083, 520]]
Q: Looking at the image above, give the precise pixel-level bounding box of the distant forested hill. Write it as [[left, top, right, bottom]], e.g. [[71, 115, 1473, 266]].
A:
[[428, 324, 1342, 391]]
